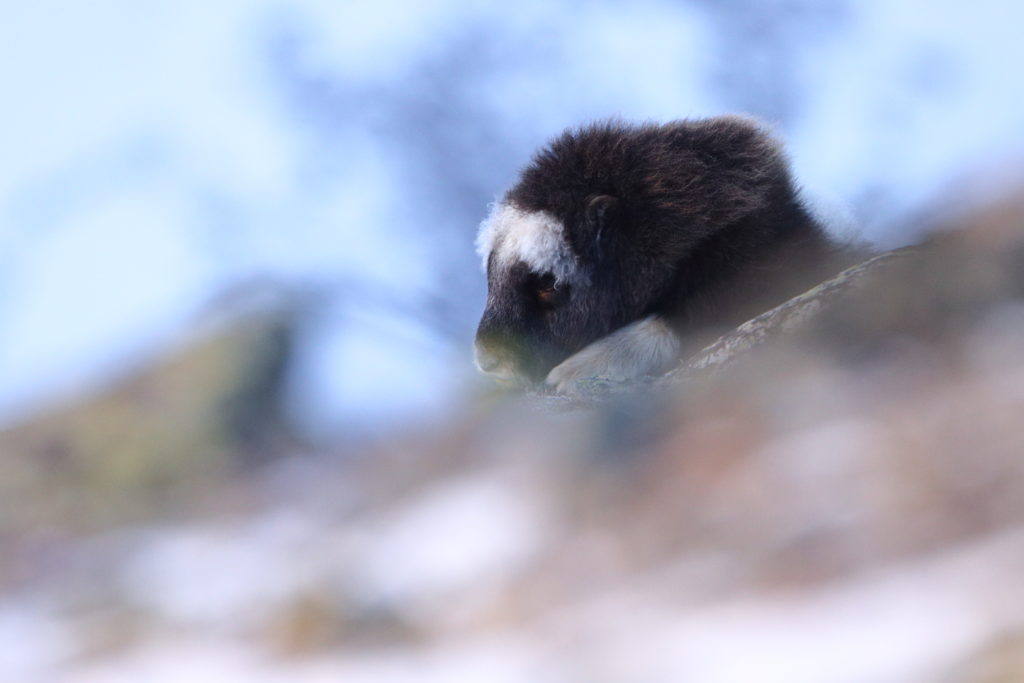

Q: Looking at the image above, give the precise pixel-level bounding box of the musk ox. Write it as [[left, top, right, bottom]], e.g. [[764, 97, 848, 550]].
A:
[[474, 116, 856, 393]]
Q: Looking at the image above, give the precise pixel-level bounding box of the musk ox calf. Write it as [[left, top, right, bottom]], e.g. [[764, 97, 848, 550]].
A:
[[474, 116, 856, 393]]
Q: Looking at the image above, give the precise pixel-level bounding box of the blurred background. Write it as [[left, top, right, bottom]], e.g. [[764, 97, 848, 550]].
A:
[[4, 1, 1024, 681], [3, 0, 1024, 438]]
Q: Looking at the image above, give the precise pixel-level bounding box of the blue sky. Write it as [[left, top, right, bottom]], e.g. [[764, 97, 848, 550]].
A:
[[1, 0, 1022, 434]]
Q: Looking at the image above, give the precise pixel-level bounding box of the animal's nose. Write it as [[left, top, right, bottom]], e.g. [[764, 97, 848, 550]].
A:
[[474, 343, 502, 374]]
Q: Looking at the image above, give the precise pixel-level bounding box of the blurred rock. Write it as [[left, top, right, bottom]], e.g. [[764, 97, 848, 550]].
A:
[[0, 287, 306, 536], [3, 194, 1024, 681]]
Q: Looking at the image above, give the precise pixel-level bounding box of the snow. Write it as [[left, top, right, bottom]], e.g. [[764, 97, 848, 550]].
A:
[[0, 604, 73, 683], [541, 530, 1024, 683], [16, 516, 1024, 681], [347, 472, 546, 624], [121, 512, 322, 626]]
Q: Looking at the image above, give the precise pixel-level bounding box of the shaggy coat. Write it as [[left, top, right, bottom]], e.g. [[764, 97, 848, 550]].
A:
[[474, 116, 855, 391]]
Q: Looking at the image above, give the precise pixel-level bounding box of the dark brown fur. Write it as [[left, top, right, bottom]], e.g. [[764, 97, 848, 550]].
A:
[[476, 116, 860, 386]]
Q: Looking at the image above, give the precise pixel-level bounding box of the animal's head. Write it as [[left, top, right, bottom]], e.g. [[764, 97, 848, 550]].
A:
[[473, 116, 793, 387]]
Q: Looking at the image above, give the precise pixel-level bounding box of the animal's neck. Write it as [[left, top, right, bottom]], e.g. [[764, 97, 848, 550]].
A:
[[657, 200, 850, 340]]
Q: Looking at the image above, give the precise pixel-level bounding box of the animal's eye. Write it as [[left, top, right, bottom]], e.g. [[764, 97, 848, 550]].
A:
[[537, 284, 557, 305], [534, 273, 560, 306]]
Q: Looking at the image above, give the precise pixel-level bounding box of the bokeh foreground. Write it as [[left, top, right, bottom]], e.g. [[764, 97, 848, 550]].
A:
[[3, 191, 1024, 682]]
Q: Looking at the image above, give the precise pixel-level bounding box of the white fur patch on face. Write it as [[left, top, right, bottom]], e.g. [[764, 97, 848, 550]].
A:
[[476, 202, 583, 284]]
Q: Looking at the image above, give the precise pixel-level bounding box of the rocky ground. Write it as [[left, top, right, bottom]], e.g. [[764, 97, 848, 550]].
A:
[[3, 197, 1024, 682]]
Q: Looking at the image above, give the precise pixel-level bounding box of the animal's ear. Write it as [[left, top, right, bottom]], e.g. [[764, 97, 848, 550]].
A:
[[582, 194, 619, 261]]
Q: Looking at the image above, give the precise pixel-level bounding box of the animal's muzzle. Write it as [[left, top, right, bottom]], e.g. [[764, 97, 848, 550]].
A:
[[474, 343, 502, 374]]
